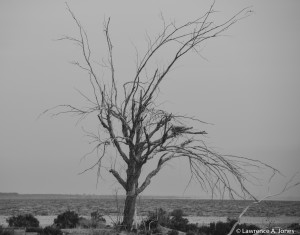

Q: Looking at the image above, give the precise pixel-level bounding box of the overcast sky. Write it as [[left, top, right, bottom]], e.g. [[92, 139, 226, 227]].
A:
[[0, 0, 300, 199]]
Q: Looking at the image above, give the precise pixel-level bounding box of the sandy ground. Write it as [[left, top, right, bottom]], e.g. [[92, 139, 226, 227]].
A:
[[0, 215, 299, 228]]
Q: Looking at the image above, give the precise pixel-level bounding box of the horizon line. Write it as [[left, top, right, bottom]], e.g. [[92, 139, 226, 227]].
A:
[[1, 192, 300, 201]]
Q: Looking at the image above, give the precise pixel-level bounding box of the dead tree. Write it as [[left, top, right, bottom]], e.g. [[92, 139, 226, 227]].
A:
[[51, 2, 278, 230]]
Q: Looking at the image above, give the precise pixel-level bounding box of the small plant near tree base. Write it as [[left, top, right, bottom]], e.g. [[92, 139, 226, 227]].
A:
[[6, 214, 39, 228], [141, 208, 188, 233], [91, 210, 106, 223], [53, 210, 79, 229], [140, 208, 171, 231]]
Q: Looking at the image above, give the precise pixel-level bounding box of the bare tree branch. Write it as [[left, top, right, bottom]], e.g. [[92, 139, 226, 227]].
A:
[[46, 3, 282, 229], [109, 169, 127, 190], [227, 173, 300, 235]]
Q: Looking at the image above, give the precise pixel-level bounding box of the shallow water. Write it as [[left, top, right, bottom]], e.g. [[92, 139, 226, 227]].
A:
[[1, 195, 299, 218]]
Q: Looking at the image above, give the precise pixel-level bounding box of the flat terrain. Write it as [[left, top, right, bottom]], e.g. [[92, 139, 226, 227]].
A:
[[1, 195, 299, 230]]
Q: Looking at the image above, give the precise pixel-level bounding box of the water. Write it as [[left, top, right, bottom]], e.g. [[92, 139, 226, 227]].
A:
[[0, 194, 299, 218]]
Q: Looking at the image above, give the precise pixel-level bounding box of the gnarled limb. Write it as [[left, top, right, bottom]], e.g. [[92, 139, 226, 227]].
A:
[[48, 2, 281, 230], [109, 169, 127, 190]]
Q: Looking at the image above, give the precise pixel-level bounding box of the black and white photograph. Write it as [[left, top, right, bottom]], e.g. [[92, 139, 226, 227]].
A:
[[1, 1, 300, 234]]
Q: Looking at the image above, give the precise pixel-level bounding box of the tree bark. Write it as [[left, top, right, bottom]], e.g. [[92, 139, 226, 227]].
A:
[[122, 160, 141, 230], [122, 193, 137, 230]]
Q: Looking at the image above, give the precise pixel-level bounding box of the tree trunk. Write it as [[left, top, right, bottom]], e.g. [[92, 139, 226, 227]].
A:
[[122, 193, 137, 230], [122, 160, 141, 230]]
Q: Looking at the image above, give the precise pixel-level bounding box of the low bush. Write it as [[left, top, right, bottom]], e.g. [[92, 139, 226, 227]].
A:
[[198, 219, 260, 235], [6, 214, 39, 228], [78, 217, 92, 228], [78, 217, 105, 229], [185, 223, 198, 234], [0, 226, 13, 235], [91, 210, 106, 223], [53, 210, 79, 229], [78, 210, 107, 228], [153, 208, 171, 227], [169, 209, 189, 231], [141, 209, 261, 235], [22, 226, 62, 235], [186, 232, 196, 235], [288, 223, 300, 230], [140, 208, 170, 231], [168, 230, 179, 235], [170, 209, 186, 218], [26, 227, 44, 233], [42, 226, 63, 235]]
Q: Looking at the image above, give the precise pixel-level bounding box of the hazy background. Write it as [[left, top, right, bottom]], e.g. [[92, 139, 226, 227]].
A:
[[1, 0, 300, 200]]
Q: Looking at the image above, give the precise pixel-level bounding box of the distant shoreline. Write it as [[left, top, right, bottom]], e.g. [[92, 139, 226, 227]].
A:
[[0, 193, 19, 196], [1, 193, 300, 201]]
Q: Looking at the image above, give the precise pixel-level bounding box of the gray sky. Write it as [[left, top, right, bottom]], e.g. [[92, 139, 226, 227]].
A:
[[0, 0, 300, 199]]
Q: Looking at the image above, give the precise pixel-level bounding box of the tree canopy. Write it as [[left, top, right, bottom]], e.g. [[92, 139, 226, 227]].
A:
[[47, 2, 278, 229]]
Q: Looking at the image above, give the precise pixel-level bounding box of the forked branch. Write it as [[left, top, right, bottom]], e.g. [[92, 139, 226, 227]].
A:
[[48, 2, 280, 202]]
